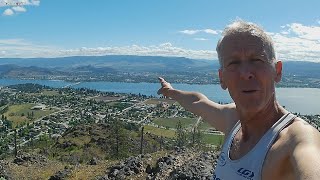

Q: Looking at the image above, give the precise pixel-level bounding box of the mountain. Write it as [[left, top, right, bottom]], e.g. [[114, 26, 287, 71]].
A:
[[0, 55, 219, 73], [0, 55, 320, 81], [282, 61, 320, 78], [0, 65, 69, 77]]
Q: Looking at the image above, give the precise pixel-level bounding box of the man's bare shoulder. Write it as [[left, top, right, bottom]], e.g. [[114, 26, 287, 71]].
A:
[[286, 117, 320, 147], [264, 118, 320, 180], [283, 117, 320, 179]]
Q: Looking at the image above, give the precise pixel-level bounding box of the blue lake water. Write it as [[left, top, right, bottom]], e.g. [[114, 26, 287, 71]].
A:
[[0, 79, 319, 115]]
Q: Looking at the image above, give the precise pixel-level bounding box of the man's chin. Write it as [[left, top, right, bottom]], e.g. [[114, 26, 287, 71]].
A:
[[236, 102, 263, 113]]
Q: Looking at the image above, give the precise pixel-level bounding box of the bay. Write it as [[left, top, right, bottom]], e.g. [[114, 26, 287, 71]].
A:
[[0, 79, 319, 115]]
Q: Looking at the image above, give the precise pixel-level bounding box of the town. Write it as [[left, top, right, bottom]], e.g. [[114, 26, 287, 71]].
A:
[[0, 83, 319, 179], [0, 83, 225, 158]]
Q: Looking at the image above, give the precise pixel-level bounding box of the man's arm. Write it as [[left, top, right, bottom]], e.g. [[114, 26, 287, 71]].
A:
[[157, 77, 238, 135], [290, 120, 320, 179]]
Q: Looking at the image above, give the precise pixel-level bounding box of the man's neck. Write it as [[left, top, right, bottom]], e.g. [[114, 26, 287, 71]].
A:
[[237, 100, 287, 141]]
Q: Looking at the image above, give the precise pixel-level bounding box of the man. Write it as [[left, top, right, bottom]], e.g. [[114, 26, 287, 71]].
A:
[[157, 20, 320, 180]]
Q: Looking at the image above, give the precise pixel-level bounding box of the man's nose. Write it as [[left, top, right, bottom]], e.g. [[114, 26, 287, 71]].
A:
[[239, 63, 254, 80]]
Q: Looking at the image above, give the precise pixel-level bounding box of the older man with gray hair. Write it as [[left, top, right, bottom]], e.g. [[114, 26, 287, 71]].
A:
[[158, 20, 320, 180]]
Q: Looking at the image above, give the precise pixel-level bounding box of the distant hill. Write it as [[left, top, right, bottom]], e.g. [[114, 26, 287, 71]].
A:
[[0, 55, 219, 73], [282, 61, 320, 78], [0, 64, 68, 77], [0, 55, 320, 80]]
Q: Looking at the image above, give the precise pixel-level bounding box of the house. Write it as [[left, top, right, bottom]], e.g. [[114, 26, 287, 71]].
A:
[[31, 104, 46, 110]]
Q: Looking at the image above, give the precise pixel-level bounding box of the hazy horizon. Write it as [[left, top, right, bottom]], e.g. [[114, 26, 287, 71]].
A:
[[1, 0, 320, 62]]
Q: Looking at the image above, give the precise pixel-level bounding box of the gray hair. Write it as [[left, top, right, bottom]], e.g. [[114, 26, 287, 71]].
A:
[[216, 20, 276, 68]]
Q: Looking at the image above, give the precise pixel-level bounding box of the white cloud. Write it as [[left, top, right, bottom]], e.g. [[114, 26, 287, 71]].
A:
[[203, 29, 218, 35], [270, 22, 320, 62], [2, 8, 14, 16], [30, 0, 40, 6], [280, 31, 289, 35], [0, 39, 217, 60], [194, 38, 209, 41], [0, 0, 40, 15], [2, 22, 320, 62], [179, 29, 220, 35], [55, 43, 216, 60], [12, 6, 26, 12], [179, 30, 199, 35], [286, 23, 320, 40]]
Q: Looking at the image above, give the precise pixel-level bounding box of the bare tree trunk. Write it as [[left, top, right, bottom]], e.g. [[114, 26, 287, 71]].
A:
[[14, 129, 17, 157], [140, 127, 144, 154]]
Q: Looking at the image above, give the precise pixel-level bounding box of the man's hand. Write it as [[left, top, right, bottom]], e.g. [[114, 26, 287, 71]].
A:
[[157, 77, 173, 98]]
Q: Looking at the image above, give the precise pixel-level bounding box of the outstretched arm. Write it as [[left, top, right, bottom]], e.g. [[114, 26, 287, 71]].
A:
[[157, 77, 238, 135]]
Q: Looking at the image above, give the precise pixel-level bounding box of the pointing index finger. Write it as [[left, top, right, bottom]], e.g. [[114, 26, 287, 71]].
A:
[[158, 77, 166, 84]]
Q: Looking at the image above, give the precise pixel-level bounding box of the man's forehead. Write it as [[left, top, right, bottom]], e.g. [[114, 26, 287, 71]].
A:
[[220, 32, 266, 46], [219, 33, 268, 55]]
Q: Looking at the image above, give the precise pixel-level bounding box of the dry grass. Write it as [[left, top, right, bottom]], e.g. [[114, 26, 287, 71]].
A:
[[145, 98, 176, 105], [93, 96, 122, 102], [68, 160, 117, 180], [41, 90, 60, 96], [7, 159, 66, 180]]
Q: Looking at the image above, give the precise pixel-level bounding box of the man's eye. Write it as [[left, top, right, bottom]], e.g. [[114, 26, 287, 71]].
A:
[[228, 61, 240, 66], [252, 58, 264, 63]]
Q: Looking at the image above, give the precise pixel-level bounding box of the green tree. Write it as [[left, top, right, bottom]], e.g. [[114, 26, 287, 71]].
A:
[[175, 120, 187, 147], [109, 119, 129, 159], [192, 126, 203, 147]]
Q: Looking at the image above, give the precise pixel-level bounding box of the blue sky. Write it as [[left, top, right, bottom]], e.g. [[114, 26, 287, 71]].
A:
[[1, 0, 320, 62]]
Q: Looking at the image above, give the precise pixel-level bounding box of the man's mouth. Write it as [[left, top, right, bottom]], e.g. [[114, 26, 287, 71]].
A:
[[242, 90, 258, 93]]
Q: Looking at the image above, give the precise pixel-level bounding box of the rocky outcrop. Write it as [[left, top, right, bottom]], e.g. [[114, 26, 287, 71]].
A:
[[168, 151, 218, 180], [49, 166, 72, 180], [106, 155, 145, 179], [99, 148, 219, 180], [13, 153, 47, 166]]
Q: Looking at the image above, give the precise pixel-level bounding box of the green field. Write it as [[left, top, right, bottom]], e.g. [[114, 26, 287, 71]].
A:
[[144, 125, 176, 138], [202, 134, 224, 145], [198, 121, 215, 131], [152, 117, 196, 129], [3, 103, 57, 127], [41, 90, 60, 96], [144, 125, 224, 145]]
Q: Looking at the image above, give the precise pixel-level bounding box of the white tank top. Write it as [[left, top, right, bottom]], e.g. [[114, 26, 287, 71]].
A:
[[213, 113, 296, 180]]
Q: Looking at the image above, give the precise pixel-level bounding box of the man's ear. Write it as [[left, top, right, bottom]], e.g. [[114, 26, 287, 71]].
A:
[[219, 69, 227, 90], [274, 60, 282, 83]]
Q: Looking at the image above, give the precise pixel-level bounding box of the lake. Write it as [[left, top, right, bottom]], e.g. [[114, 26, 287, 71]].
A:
[[0, 78, 319, 115]]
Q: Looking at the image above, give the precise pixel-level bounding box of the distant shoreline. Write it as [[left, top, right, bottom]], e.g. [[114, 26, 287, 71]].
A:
[[0, 77, 319, 89]]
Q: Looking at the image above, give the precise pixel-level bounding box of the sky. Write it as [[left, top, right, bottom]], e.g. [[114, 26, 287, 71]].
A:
[[1, 0, 320, 62]]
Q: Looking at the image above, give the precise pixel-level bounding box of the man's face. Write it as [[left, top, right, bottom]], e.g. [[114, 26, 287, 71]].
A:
[[218, 33, 282, 114]]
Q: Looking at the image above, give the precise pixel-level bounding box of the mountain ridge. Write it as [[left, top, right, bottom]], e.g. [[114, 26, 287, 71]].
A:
[[0, 55, 320, 87]]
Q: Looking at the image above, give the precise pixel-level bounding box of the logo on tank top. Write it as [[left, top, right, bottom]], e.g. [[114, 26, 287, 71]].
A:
[[237, 168, 255, 180], [217, 152, 226, 166]]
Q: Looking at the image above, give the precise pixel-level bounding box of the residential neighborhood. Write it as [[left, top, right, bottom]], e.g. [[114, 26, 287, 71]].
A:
[[0, 83, 223, 156]]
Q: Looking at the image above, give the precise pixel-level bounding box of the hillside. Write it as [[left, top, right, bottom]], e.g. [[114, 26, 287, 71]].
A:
[[1, 55, 320, 87], [0, 122, 219, 180]]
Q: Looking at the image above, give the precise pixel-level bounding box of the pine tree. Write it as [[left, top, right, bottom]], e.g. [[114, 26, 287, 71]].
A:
[[193, 126, 203, 146], [175, 120, 187, 147], [109, 119, 128, 159]]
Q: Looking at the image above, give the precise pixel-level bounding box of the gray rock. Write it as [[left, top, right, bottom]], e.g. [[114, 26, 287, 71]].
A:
[[49, 169, 72, 180]]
